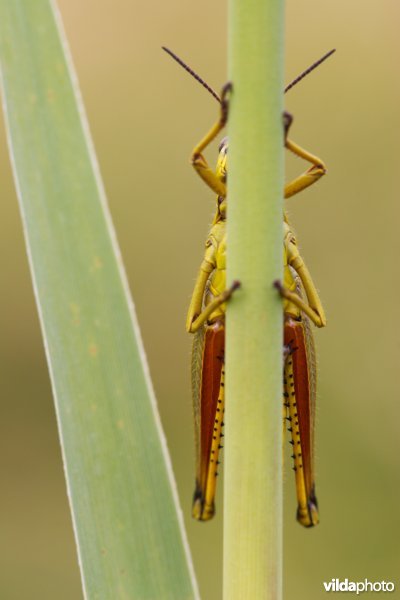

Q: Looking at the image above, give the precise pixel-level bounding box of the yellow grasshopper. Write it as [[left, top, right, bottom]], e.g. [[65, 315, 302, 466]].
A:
[[163, 47, 333, 526]]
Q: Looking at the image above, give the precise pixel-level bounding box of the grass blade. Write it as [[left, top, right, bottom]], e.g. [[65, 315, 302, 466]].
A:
[[0, 2, 198, 598]]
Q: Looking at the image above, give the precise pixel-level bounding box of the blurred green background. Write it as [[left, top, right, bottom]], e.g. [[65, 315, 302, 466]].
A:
[[0, 0, 399, 598]]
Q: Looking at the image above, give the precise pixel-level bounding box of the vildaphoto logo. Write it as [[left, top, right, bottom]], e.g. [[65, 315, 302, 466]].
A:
[[323, 579, 395, 594]]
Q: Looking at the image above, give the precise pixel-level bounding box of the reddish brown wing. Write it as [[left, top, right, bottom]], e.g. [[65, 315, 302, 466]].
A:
[[192, 320, 224, 520], [284, 317, 318, 526]]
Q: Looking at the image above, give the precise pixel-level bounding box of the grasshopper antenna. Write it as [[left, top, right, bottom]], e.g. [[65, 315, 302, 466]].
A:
[[163, 46, 335, 102], [162, 46, 221, 104], [285, 49, 336, 93]]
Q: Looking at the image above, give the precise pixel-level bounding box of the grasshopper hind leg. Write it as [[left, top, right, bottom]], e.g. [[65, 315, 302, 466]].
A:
[[283, 339, 319, 528], [192, 365, 225, 521], [192, 322, 225, 521]]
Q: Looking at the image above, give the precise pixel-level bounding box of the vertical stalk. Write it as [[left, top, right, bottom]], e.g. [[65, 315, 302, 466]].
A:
[[224, 1, 285, 599]]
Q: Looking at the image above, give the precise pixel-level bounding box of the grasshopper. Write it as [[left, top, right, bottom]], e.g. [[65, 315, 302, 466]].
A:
[[163, 47, 333, 526]]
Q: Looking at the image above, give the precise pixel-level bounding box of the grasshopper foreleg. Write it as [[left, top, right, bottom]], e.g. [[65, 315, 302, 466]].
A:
[[283, 111, 327, 199], [191, 83, 232, 198]]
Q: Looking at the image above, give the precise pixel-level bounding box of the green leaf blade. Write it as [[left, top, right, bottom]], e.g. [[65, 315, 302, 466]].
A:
[[0, 2, 198, 598]]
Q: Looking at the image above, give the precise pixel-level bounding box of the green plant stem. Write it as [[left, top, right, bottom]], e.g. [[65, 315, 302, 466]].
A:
[[0, 2, 198, 598], [224, 0, 285, 598]]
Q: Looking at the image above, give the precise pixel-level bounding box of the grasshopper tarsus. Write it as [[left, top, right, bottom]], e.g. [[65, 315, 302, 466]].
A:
[[273, 279, 286, 297], [220, 82, 232, 126], [221, 81, 232, 96], [223, 279, 241, 303], [283, 110, 293, 139], [230, 279, 241, 292]]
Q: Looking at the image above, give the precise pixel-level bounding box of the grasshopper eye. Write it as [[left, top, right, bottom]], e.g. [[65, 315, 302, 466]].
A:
[[218, 136, 228, 153]]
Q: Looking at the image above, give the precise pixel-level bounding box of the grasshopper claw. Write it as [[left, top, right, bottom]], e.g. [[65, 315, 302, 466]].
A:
[[224, 280, 241, 302], [220, 82, 233, 126], [283, 110, 293, 140]]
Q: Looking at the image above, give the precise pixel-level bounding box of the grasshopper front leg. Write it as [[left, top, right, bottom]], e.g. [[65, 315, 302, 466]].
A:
[[283, 111, 327, 199], [190, 83, 231, 198]]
